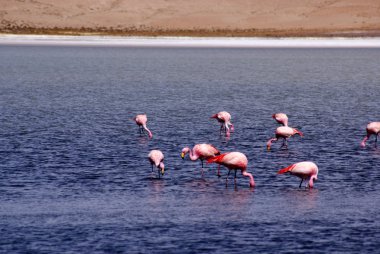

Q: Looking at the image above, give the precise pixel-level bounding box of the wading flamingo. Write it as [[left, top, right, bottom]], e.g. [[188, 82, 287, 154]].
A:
[[211, 111, 234, 137], [277, 161, 319, 188], [207, 152, 255, 188], [267, 126, 303, 151], [272, 113, 288, 126], [148, 150, 165, 178], [134, 114, 152, 138], [360, 122, 380, 147], [181, 144, 221, 176]]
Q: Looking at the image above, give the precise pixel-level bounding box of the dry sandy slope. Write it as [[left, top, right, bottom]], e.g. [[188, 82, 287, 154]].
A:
[[1, 0, 380, 36]]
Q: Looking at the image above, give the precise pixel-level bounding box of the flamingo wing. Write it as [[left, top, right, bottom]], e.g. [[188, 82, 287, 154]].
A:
[[207, 153, 230, 164], [207, 152, 247, 170], [277, 164, 296, 174]]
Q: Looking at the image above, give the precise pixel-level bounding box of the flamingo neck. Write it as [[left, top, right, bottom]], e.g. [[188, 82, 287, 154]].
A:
[[308, 175, 317, 188], [188, 148, 199, 161], [242, 171, 255, 187], [293, 128, 303, 137], [361, 135, 369, 147], [267, 138, 277, 149], [159, 162, 165, 175], [230, 123, 235, 132], [143, 125, 153, 138]]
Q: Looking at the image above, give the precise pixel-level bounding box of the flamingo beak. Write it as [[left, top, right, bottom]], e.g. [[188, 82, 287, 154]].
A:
[[161, 168, 165, 175], [267, 145, 271, 151], [181, 152, 185, 159]]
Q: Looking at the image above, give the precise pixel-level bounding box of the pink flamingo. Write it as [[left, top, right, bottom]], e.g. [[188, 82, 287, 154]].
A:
[[148, 150, 165, 178], [272, 113, 288, 126], [211, 111, 234, 137], [134, 114, 152, 138], [360, 122, 380, 147], [277, 161, 319, 188], [267, 126, 303, 151], [207, 152, 255, 188], [181, 144, 221, 176]]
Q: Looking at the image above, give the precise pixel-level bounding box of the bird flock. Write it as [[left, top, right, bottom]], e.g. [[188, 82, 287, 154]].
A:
[[135, 112, 380, 189]]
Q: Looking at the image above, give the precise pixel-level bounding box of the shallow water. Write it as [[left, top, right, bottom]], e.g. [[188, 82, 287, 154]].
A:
[[0, 46, 379, 253]]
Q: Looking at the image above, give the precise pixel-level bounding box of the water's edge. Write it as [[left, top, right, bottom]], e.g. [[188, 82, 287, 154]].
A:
[[1, 34, 380, 48]]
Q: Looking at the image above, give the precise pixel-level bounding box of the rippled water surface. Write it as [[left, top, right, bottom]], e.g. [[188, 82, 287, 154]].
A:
[[1, 46, 380, 253]]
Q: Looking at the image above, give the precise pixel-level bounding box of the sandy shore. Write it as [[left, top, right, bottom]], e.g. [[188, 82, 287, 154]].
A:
[[1, 35, 380, 48], [1, 0, 380, 37]]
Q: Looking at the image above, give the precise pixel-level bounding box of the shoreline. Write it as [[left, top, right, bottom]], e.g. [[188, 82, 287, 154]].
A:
[[1, 34, 380, 48], [1, 27, 380, 38]]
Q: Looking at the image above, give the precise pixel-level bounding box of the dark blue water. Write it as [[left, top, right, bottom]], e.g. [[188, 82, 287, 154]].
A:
[[1, 45, 379, 253]]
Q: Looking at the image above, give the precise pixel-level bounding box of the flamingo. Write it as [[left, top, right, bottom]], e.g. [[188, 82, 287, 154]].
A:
[[148, 150, 165, 178], [277, 161, 319, 188], [207, 152, 255, 188], [134, 114, 152, 138], [272, 113, 288, 126], [181, 144, 221, 176], [267, 126, 303, 151], [211, 111, 234, 137], [360, 122, 380, 147]]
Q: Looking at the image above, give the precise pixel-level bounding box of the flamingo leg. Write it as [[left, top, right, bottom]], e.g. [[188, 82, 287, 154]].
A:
[[375, 134, 378, 147], [151, 164, 154, 172], [234, 170, 237, 185], [201, 160, 204, 168], [226, 170, 231, 186], [285, 139, 288, 149], [158, 169, 160, 179], [217, 165, 221, 177], [299, 179, 303, 188]]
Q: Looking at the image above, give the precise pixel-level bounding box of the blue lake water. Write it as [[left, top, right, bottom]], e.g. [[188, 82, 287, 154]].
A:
[[0, 45, 380, 253]]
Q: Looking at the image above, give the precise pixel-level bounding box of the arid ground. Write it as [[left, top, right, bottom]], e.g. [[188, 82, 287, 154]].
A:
[[1, 0, 380, 36]]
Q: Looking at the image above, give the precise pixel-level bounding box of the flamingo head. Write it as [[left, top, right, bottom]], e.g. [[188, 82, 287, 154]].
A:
[[210, 114, 218, 119], [181, 147, 190, 159], [293, 128, 304, 137], [159, 162, 165, 175], [266, 138, 276, 151], [308, 175, 318, 188]]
